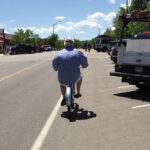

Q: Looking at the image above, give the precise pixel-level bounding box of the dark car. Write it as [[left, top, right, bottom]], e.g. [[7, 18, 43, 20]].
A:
[[107, 40, 118, 55], [110, 39, 128, 63], [110, 42, 118, 63], [10, 44, 36, 55], [132, 32, 150, 39]]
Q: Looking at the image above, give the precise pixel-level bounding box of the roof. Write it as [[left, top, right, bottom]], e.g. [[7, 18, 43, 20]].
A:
[[97, 35, 111, 38]]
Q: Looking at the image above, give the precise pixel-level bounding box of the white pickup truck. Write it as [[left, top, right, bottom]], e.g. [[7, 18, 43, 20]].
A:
[[110, 34, 150, 89]]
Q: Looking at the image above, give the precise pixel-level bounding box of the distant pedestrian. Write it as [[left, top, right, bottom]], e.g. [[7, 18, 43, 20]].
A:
[[87, 43, 91, 52], [84, 42, 88, 52]]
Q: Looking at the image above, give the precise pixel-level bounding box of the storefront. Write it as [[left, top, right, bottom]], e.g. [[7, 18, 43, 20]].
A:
[[0, 34, 12, 54]]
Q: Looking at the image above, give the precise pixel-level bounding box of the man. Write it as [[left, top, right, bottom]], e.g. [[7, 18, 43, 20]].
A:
[[87, 43, 91, 52], [52, 37, 88, 105]]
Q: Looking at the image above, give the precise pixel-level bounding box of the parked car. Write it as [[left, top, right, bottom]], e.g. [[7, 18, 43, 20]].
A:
[[110, 39, 128, 63], [94, 35, 114, 52], [110, 42, 119, 63], [132, 32, 150, 39], [44, 46, 52, 51], [10, 44, 36, 54], [36, 46, 45, 52], [107, 40, 118, 55]]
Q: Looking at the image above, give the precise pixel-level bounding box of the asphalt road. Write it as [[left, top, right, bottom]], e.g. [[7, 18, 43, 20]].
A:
[[0, 50, 150, 150]]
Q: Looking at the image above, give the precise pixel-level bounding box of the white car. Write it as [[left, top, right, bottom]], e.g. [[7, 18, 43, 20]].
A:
[[44, 46, 52, 51]]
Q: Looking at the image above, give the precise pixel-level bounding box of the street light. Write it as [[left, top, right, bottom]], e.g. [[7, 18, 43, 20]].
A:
[[53, 21, 62, 34], [97, 28, 100, 35]]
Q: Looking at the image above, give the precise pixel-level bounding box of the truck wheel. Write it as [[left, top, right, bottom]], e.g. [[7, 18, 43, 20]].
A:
[[12, 51, 16, 55], [103, 47, 107, 52], [30, 50, 34, 54]]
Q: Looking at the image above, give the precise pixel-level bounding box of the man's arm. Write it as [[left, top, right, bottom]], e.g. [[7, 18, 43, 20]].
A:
[[52, 54, 59, 71], [78, 51, 88, 68]]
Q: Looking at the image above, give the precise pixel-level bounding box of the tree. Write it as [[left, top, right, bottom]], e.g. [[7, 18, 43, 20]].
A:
[[47, 34, 59, 48], [131, 0, 150, 10], [104, 2, 150, 40], [32, 34, 42, 46], [11, 29, 25, 44], [10, 29, 41, 45], [90, 38, 96, 46], [56, 40, 64, 50], [74, 39, 83, 48], [104, 28, 116, 39]]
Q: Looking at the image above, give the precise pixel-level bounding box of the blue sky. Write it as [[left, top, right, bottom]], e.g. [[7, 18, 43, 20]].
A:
[[0, 0, 129, 40]]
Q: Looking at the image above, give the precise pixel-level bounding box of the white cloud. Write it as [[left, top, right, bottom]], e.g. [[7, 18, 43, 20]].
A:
[[111, 26, 115, 30], [74, 20, 102, 28], [109, 0, 116, 4], [55, 24, 73, 32], [120, 3, 126, 8], [9, 11, 117, 38], [55, 16, 66, 20], [75, 31, 85, 34], [87, 12, 116, 23], [66, 22, 74, 25], [4, 30, 9, 34], [10, 26, 53, 34]]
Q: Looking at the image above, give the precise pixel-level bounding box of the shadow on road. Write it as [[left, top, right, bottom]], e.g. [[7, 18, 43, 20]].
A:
[[114, 89, 150, 102], [61, 103, 97, 122]]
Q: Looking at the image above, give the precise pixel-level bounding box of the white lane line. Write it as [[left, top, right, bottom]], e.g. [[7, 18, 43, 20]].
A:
[[132, 104, 150, 109], [30, 95, 62, 150], [118, 85, 135, 89]]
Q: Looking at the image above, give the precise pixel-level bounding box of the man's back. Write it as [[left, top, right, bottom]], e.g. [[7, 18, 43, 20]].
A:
[[53, 48, 88, 85]]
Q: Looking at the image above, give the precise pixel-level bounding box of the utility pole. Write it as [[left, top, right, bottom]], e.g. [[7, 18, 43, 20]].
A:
[[98, 28, 100, 35], [126, 0, 129, 13], [2, 29, 6, 53], [53, 24, 54, 35]]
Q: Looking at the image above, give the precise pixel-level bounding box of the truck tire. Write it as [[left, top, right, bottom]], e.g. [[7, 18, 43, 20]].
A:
[[12, 51, 16, 55], [102, 47, 107, 52]]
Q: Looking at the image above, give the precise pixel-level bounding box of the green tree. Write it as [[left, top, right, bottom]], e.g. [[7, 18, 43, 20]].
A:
[[74, 39, 83, 48], [90, 38, 96, 46], [47, 34, 59, 48], [131, 0, 150, 10], [104, 28, 116, 39], [24, 29, 33, 44], [104, 3, 150, 40], [11, 29, 25, 44], [32, 34, 42, 46], [56, 40, 64, 50], [10, 29, 41, 46]]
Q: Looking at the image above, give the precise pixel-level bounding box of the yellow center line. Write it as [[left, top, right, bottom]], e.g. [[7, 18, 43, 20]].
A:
[[0, 58, 50, 82]]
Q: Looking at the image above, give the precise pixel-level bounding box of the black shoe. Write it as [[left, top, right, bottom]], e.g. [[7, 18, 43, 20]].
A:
[[74, 94, 82, 98], [61, 98, 66, 106]]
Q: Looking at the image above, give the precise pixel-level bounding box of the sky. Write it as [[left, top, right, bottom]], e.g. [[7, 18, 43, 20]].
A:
[[0, 0, 130, 40]]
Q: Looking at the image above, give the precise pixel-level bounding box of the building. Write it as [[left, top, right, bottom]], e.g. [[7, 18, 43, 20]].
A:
[[0, 29, 12, 53]]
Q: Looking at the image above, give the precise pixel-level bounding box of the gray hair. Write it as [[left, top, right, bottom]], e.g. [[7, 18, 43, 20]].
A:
[[64, 37, 74, 48]]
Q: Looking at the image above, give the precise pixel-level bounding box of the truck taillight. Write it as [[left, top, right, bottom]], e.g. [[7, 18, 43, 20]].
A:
[[136, 59, 142, 63], [111, 49, 115, 52]]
